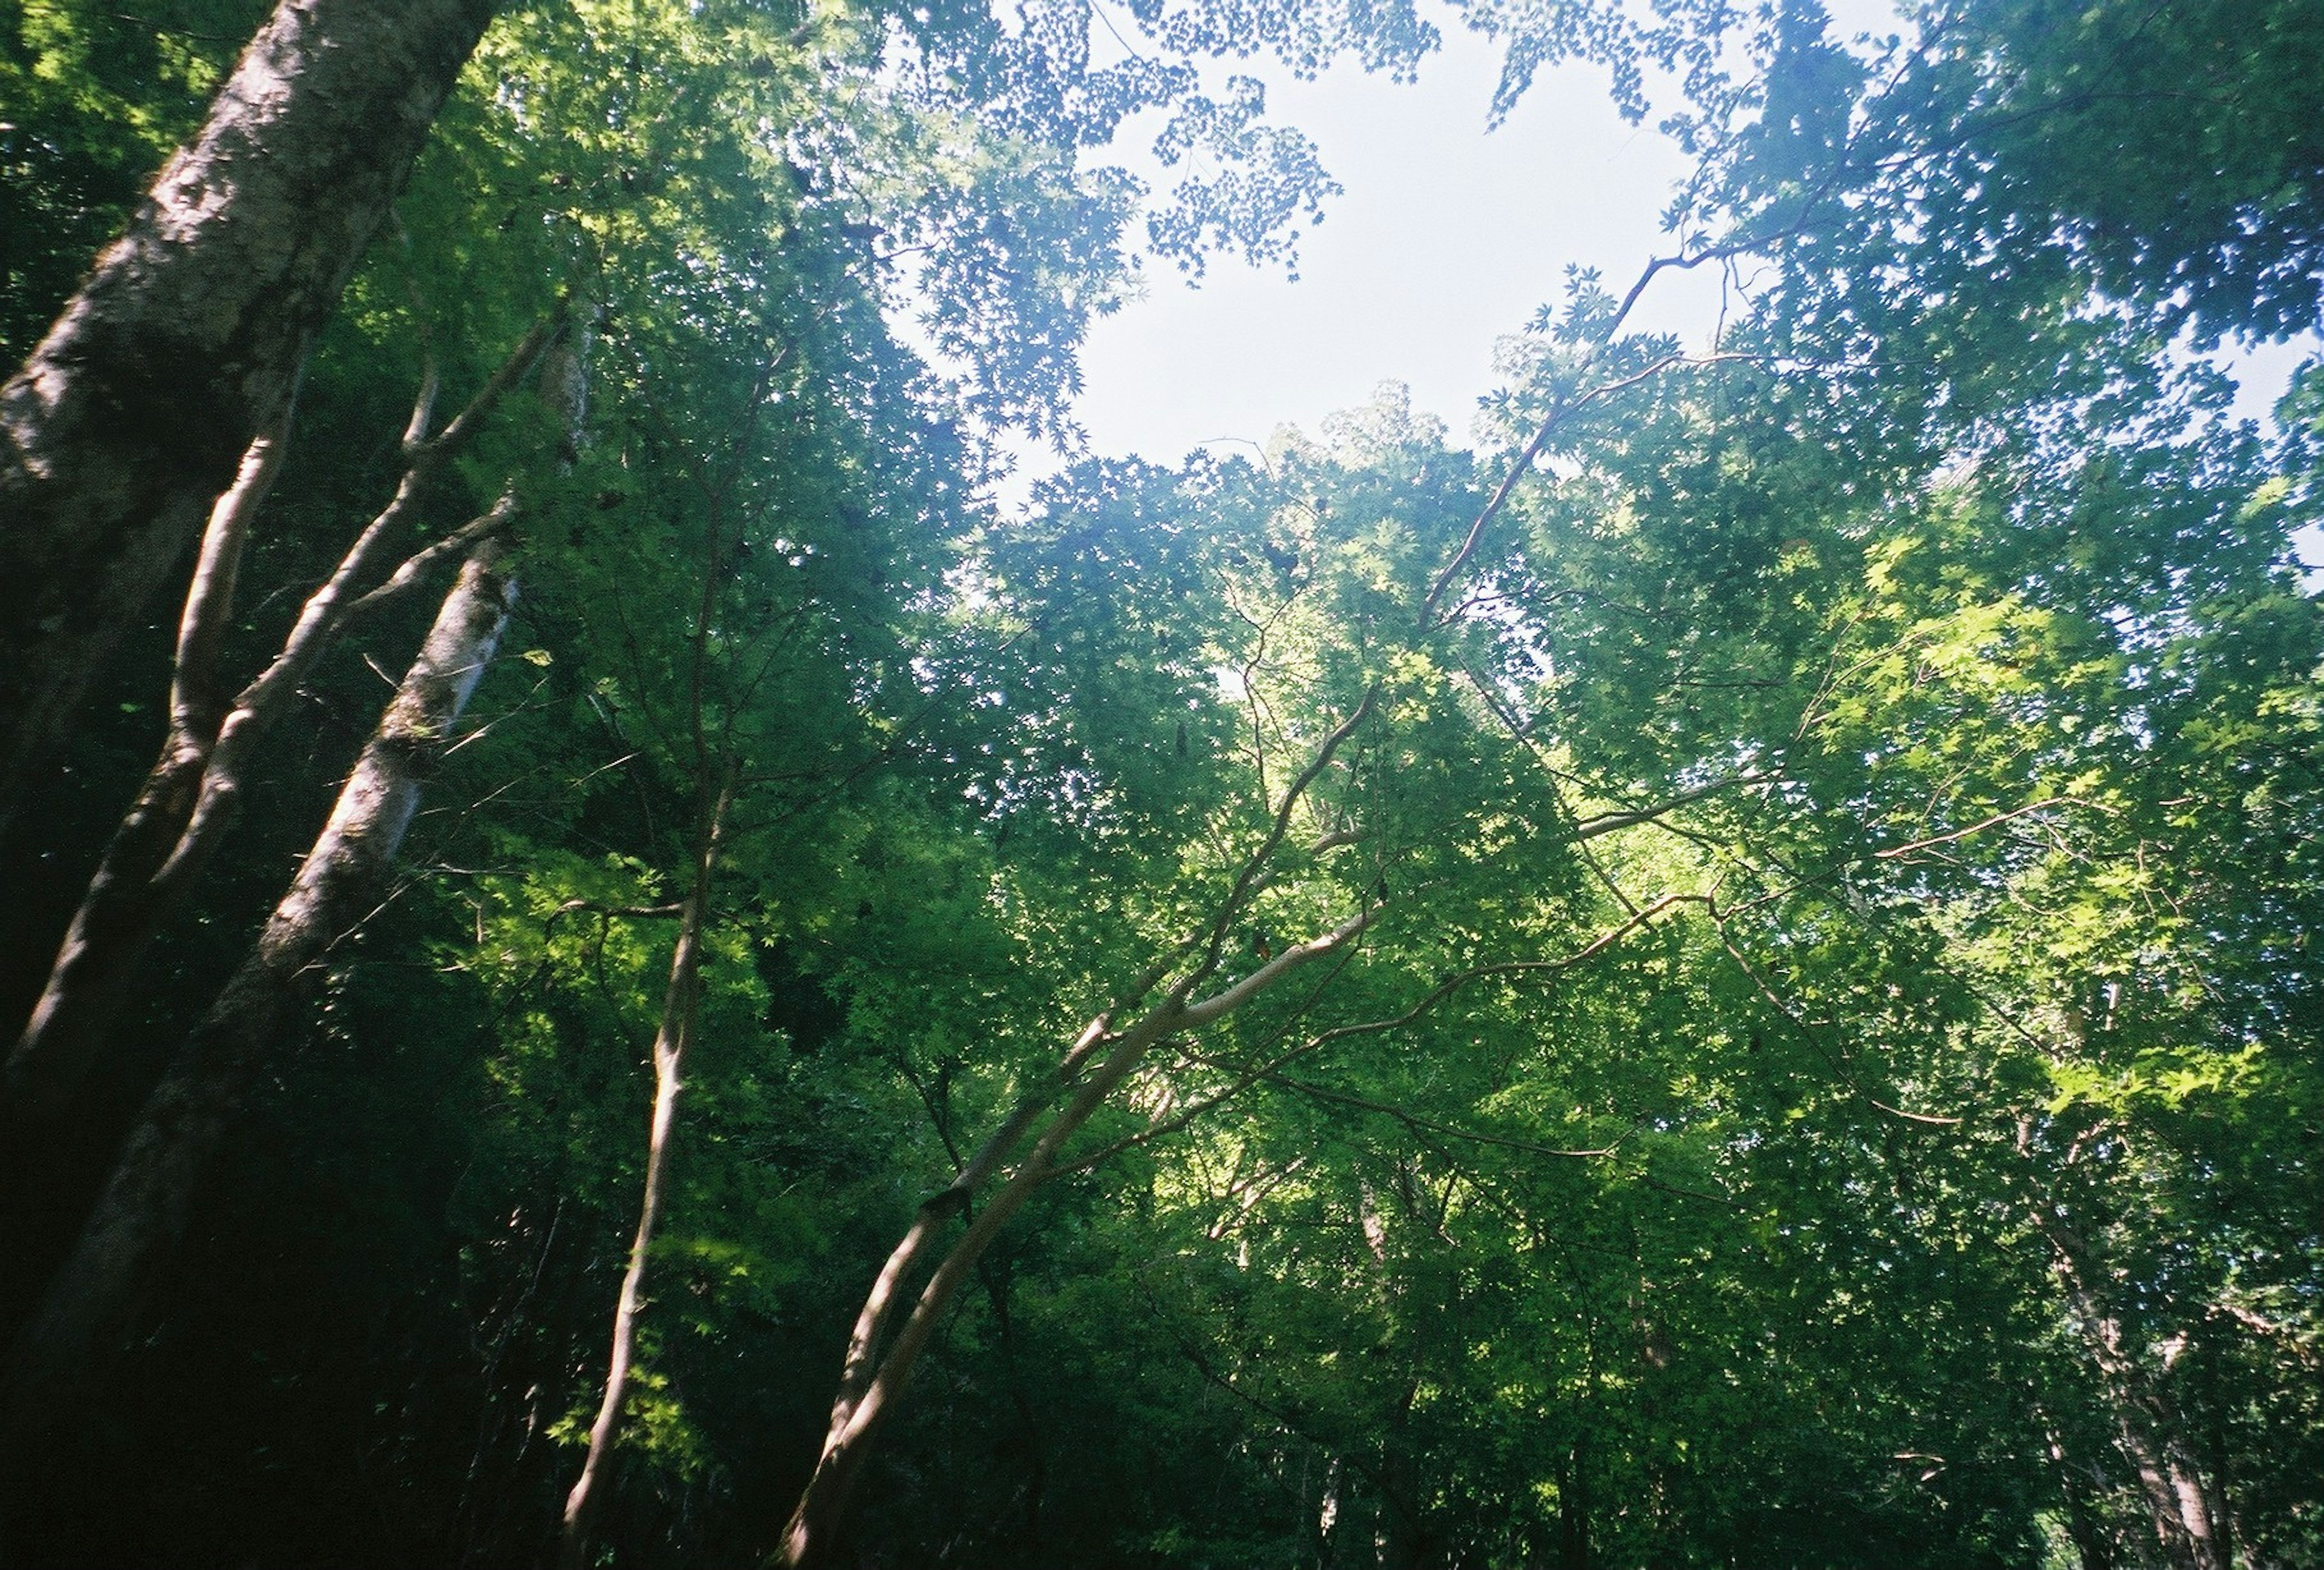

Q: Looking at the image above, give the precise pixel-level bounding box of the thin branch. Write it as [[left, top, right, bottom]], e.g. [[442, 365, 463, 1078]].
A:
[[1246, 1071, 1631, 1160], [1181, 910, 1375, 1028], [1871, 796, 2087, 861], [341, 496, 519, 622], [1185, 693, 1379, 991], [171, 423, 293, 736], [1421, 232, 1783, 623], [1064, 893, 1704, 1173]]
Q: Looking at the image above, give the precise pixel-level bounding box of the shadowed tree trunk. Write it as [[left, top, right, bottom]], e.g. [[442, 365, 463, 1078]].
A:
[[2035, 1400, 2124, 1570], [2, 316, 555, 1127], [1557, 1439, 1591, 1570], [0, 0, 498, 841], [0, 320, 583, 1391], [2044, 1217, 2231, 1570], [0, 536, 519, 1442]]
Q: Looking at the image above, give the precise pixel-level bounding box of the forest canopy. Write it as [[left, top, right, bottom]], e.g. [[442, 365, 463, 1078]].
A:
[[0, 0, 2318, 1565]]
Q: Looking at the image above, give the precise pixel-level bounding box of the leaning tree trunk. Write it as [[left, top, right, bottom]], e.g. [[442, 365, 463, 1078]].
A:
[[771, 718, 1699, 1566], [0, 0, 498, 841], [0, 539, 518, 1438], [559, 765, 737, 1570], [3, 316, 553, 1127], [778, 908, 1375, 1569]]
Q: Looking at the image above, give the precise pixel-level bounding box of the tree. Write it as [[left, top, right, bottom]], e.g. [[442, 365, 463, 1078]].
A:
[[0, 0, 1321, 1373], [0, 0, 501, 838], [0, 0, 2318, 1560], [0, 0, 1470, 841]]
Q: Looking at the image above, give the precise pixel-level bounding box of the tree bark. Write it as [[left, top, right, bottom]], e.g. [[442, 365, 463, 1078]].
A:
[[2044, 1218, 2231, 1570], [2058, 1453, 2122, 1570], [0, 538, 518, 1439], [1557, 1439, 1591, 1570], [1377, 1379, 1430, 1570], [0, 0, 498, 841], [4, 317, 551, 1125], [775, 695, 1397, 1566], [2, 427, 289, 1105], [559, 766, 736, 1570], [778, 911, 1374, 1568]]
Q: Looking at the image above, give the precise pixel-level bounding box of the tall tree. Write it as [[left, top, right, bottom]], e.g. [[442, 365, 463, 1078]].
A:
[[0, 0, 2316, 1562], [0, 0, 501, 839]]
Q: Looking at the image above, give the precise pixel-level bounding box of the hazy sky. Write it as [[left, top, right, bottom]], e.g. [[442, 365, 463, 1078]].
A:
[[1000, 13, 2314, 580], [1039, 16, 2312, 482], [1063, 28, 1721, 468]]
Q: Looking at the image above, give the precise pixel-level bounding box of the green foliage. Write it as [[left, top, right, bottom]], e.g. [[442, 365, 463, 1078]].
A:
[[0, 0, 271, 355], [5, 0, 2320, 1561]]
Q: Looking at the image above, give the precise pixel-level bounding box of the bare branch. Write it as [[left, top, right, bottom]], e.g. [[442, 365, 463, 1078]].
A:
[[1184, 691, 1379, 992], [341, 494, 519, 622], [1181, 910, 1376, 1029], [171, 422, 292, 737], [425, 310, 564, 457], [400, 358, 443, 455], [1065, 893, 1704, 1174], [1871, 796, 2087, 861]]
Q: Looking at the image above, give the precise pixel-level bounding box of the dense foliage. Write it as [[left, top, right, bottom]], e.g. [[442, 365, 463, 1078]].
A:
[[0, 0, 2317, 1565]]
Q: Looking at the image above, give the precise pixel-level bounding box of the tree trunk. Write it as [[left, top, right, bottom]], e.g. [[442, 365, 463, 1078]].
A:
[[2045, 1218, 2231, 1570], [1557, 1440, 1590, 1570], [779, 1000, 1190, 1569], [4, 317, 550, 1125], [2040, 1407, 2121, 1570], [1377, 1382, 1430, 1570], [0, 0, 497, 841], [778, 911, 1374, 1568], [0, 426, 286, 1127], [0, 539, 518, 1437], [559, 766, 736, 1570]]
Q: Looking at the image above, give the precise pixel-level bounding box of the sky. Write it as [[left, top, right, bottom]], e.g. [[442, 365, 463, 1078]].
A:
[[1065, 27, 1723, 467], [1028, 14, 2316, 541]]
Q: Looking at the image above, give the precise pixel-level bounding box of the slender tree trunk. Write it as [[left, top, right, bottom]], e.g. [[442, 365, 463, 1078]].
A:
[[2, 427, 289, 1102], [778, 911, 1373, 1568], [0, 538, 519, 1439], [777, 698, 1399, 1565], [1557, 1439, 1590, 1570], [779, 1000, 1188, 1568], [1377, 1380, 1429, 1570], [2061, 1459, 2123, 1570], [4, 318, 551, 1123], [559, 766, 736, 1570], [1354, 1175, 1430, 1570], [2045, 1219, 2231, 1570], [2039, 1405, 2121, 1570], [0, 0, 497, 839], [975, 1254, 1048, 1552]]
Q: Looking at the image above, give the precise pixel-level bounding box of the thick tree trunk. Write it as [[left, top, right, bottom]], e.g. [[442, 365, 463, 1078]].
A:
[[0, 0, 497, 840], [559, 767, 735, 1570], [0, 539, 517, 1437]]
